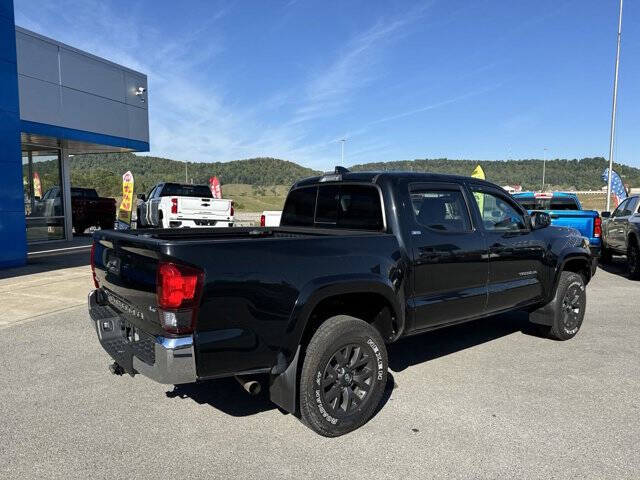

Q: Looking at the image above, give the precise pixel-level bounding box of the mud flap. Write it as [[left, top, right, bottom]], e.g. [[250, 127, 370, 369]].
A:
[[269, 346, 300, 414]]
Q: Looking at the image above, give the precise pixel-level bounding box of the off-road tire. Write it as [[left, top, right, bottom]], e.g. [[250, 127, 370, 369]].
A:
[[538, 271, 586, 341], [627, 239, 640, 280], [299, 315, 388, 437]]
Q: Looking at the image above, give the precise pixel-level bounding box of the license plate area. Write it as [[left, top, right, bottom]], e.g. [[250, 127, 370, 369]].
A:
[[99, 315, 156, 370]]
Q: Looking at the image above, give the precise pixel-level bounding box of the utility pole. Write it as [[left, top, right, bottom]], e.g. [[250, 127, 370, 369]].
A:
[[607, 0, 623, 212], [340, 138, 346, 165], [542, 147, 548, 191], [185, 162, 188, 183]]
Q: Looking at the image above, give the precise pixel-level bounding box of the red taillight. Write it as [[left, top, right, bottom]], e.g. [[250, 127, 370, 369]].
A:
[[594, 216, 602, 238], [90, 242, 99, 288], [156, 261, 203, 334], [171, 197, 178, 214], [230, 201, 235, 217], [260, 214, 265, 227]]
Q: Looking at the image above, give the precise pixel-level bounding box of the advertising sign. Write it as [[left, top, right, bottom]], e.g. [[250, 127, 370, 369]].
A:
[[471, 164, 485, 213], [33, 172, 42, 199], [209, 176, 222, 199], [601, 168, 627, 207], [117, 171, 134, 229]]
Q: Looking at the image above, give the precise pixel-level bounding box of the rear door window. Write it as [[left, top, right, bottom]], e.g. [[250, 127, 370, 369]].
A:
[[281, 186, 317, 227], [549, 198, 580, 210], [160, 184, 213, 198], [410, 188, 471, 232], [281, 184, 384, 230], [515, 197, 580, 210]]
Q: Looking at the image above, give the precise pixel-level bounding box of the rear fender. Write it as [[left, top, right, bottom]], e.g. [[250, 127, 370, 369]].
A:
[[268, 274, 404, 414]]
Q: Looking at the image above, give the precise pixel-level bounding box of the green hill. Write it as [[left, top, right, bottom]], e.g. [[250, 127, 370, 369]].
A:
[[66, 153, 320, 198], [349, 157, 640, 191], [29, 153, 640, 205]]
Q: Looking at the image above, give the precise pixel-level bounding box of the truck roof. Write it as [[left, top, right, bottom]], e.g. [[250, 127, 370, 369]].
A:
[[513, 191, 578, 199], [293, 170, 498, 189]]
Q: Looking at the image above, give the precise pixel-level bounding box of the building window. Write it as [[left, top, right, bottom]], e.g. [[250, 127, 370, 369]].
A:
[[22, 147, 65, 242]]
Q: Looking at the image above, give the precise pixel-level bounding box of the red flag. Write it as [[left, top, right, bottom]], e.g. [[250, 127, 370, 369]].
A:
[[209, 176, 222, 199]]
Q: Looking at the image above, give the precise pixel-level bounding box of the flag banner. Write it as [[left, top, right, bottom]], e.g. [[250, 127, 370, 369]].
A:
[[117, 171, 134, 229], [471, 165, 485, 180], [601, 168, 627, 207], [209, 176, 222, 199], [33, 172, 42, 199], [471, 165, 485, 213]]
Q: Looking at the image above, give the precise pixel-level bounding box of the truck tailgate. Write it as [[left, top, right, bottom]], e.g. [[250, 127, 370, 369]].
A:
[[92, 236, 164, 336], [546, 210, 595, 237], [178, 197, 230, 216]]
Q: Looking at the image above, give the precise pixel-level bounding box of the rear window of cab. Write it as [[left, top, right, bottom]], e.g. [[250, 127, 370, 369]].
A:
[[281, 184, 384, 231]]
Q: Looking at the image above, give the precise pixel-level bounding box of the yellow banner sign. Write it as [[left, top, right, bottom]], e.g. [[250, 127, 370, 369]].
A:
[[117, 171, 134, 225], [471, 165, 485, 214]]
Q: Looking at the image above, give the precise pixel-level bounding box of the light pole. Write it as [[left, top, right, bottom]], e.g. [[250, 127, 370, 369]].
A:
[[606, 0, 623, 212], [542, 147, 548, 191], [340, 138, 346, 165]]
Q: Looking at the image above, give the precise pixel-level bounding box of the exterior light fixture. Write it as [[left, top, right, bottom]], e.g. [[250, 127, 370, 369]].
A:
[[135, 86, 146, 102]]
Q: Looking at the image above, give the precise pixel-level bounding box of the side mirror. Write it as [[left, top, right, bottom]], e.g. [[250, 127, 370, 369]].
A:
[[137, 193, 146, 201], [600, 211, 611, 218], [530, 211, 551, 229]]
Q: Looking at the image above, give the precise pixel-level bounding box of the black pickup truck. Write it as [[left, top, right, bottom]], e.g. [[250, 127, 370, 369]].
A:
[[89, 169, 595, 436]]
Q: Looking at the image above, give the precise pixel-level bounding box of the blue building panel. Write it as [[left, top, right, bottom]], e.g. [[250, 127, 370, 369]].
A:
[[20, 120, 150, 153], [0, 58, 20, 113], [0, 0, 26, 267]]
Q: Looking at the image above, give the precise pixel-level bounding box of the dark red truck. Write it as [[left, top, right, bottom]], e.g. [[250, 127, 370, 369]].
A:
[[71, 187, 116, 233]]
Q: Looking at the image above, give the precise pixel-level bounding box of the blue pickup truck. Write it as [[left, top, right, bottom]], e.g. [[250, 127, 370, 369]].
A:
[[513, 192, 602, 258]]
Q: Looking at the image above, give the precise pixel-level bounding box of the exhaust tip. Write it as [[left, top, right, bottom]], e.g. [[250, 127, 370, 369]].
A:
[[235, 375, 262, 395]]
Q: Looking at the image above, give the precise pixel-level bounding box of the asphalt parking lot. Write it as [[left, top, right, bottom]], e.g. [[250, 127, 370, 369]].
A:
[[1, 259, 638, 480]]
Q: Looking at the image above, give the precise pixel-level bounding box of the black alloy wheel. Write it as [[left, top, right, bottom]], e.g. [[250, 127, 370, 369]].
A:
[[299, 315, 388, 437], [320, 343, 376, 417], [560, 281, 583, 336]]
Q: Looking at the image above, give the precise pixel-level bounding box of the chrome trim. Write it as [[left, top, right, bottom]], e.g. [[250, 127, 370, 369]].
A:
[[88, 290, 197, 385]]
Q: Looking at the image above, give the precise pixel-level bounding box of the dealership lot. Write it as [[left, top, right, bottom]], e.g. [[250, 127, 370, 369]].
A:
[[0, 259, 638, 480]]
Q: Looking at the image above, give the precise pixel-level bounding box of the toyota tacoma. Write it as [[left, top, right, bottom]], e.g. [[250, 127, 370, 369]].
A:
[[88, 168, 595, 436]]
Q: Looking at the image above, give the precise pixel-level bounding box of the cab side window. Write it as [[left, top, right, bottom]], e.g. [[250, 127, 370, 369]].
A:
[[471, 188, 527, 231], [410, 188, 471, 232], [627, 197, 639, 214]]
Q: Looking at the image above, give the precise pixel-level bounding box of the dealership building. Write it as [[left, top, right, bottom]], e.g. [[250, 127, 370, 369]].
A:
[[0, 0, 149, 268]]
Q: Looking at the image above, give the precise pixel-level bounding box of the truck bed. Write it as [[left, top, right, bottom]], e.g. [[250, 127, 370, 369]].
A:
[[97, 225, 385, 244]]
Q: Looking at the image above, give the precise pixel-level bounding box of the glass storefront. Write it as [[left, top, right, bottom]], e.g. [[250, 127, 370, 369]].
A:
[[21, 146, 66, 243]]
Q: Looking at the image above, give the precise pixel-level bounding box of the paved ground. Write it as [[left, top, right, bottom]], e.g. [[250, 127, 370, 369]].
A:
[[0, 260, 638, 479], [0, 239, 92, 328]]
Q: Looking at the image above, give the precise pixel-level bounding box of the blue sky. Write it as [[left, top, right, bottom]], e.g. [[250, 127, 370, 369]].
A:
[[13, 0, 640, 170]]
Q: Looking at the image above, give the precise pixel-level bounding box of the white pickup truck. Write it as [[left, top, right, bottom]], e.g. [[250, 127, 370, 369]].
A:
[[260, 210, 282, 227], [137, 182, 234, 229]]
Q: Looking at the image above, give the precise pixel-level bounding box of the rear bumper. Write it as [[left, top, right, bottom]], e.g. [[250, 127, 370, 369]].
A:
[[168, 217, 233, 228], [88, 290, 197, 385]]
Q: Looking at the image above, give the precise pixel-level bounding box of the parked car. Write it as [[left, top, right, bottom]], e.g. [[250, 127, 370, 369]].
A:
[[89, 168, 595, 437], [33, 186, 116, 233], [136, 182, 234, 229], [600, 195, 640, 278], [260, 210, 282, 227], [513, 192, 601, 259]]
